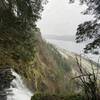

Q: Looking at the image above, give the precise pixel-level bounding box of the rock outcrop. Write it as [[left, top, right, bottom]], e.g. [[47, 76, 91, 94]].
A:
[[0, 66, 14, 100]]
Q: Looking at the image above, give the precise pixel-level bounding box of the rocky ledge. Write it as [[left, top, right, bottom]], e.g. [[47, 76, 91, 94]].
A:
[[0, 66, 15, 100]]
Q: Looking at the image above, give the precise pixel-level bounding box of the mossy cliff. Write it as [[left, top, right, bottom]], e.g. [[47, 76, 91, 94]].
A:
[[17, 31, 74, 94], [0, 28, 97, 95], [0, 28, 77, 94]]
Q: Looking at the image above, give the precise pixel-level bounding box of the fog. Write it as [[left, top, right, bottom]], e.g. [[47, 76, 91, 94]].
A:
[[37, 0, 93, 36]]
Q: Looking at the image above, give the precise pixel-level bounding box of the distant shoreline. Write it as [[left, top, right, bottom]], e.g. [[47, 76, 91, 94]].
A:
[[44, 39, 100, 64], [42, 34, 75, 42]]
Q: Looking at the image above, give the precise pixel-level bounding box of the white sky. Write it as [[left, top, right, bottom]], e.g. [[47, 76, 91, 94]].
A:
[[37, 0, 93, 36]]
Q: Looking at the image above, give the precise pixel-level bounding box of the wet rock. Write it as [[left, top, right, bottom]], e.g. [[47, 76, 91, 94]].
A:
[[0, 66, 15, 100]]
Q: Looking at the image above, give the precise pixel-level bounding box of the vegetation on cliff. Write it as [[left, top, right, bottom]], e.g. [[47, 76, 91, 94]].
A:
[[0, 0, 74, 95], [0, 0, 100, 100], [31, 92, 84, 100], [0, 0, 46, 67]]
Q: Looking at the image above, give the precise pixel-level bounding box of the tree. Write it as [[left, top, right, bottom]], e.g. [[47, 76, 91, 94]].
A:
[[0, 0, 45, 28], [0, 0, 47, 65], [69, 0, 100, 54], [73, 57, 99, 100]]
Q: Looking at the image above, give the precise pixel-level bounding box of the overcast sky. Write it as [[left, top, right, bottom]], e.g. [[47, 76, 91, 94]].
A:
[[37, 0, 93, 36]]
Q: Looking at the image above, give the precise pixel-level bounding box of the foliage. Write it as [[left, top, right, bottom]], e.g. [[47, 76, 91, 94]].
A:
[[73, 57, 100, 100], [31, 92, 84, 100], [31, 40, 72, 93], [69, 0, 100, 54], [46, 43, 71, 72], [0, 0, 47, 65], [0, 0, 47, 29]]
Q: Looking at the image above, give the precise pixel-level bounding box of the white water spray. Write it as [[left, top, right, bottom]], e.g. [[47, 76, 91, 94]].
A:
[[7, 69, 33, 100]]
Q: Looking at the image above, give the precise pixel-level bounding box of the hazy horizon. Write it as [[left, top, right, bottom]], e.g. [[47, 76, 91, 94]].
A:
[[42, 34, 75, 41]]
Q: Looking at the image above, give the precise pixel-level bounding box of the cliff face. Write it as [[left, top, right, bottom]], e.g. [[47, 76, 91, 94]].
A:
[[0, 30, 72, 96], [22, 32, 73, 94], [0, 31, 97, 97]]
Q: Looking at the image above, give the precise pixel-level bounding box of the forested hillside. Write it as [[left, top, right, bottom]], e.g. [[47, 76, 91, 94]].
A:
[[0, 0, 100, 100]]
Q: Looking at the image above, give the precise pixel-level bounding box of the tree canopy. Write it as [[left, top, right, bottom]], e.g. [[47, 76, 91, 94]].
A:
[[0, 0, 46, 30], [0, 0, 46, 65], [70, 0, 100, 54]]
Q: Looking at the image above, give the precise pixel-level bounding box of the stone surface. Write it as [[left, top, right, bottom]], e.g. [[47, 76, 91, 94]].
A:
[[0, 66, 15, 100]]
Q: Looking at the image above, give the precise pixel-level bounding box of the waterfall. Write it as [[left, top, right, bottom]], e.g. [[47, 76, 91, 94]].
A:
[[7, 69, 33, 100]]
